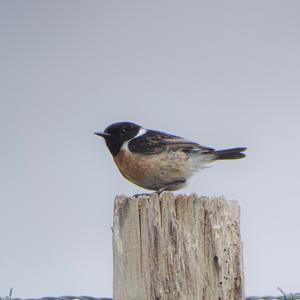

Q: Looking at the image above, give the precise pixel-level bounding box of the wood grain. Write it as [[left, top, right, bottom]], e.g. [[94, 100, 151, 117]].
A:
[[113, 193, 244, 300]]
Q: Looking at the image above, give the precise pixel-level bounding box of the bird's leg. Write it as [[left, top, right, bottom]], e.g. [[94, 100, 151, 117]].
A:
[[156, 179, 186, 194], [133, 179, 186, 198], [133, 192, 152, 198]]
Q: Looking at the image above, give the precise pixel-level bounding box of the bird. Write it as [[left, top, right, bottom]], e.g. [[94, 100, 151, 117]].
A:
[[94, 122, 246, 193]]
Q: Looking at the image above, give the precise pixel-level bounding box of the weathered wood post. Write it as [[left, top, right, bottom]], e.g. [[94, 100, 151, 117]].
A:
[[113, 193, 244, 300]]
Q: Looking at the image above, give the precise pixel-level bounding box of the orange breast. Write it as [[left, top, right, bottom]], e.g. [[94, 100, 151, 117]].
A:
[[113, 149, 189, 190], [113, 150, 152, 185]]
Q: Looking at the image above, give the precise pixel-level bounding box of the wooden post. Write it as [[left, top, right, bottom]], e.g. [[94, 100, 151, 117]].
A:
[[113, 193, 244, 300]]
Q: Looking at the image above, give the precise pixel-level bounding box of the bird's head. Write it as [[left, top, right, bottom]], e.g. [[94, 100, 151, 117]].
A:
[[95, 122, 142, 156]]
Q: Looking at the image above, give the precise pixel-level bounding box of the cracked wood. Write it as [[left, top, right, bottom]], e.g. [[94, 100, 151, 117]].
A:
[[113, 193, 245, 300]]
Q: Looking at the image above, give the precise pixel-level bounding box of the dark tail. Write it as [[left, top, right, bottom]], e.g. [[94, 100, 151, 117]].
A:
[[215, 147, 247, 160]]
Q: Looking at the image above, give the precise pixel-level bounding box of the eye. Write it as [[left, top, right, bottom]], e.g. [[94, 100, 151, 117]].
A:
[[120, 128, 128, 135]]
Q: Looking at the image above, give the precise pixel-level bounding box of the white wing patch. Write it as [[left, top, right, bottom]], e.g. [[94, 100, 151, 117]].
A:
[[121, 128, 147, 151]]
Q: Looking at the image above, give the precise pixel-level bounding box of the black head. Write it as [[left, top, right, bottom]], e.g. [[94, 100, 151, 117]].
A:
[[95, 122, 142, 156]]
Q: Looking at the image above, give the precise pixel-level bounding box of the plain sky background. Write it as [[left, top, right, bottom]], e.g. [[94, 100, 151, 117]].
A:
[[1, 0, 300, 298]]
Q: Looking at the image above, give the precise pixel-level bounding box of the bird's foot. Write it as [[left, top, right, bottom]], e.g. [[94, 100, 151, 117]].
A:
[[133, 191, 162, 198], [132, 180, 185, 198], [133, 192, 152, 198]]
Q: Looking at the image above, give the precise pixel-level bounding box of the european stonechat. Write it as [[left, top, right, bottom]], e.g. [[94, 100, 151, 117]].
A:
[[95, 122, 246, 193]]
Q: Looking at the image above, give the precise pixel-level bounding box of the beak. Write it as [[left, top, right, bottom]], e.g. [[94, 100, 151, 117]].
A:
[[94, 131, 111, 138]]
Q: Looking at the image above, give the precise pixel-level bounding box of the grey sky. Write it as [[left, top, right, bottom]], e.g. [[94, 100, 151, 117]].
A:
[[1, 0, 300, 298]]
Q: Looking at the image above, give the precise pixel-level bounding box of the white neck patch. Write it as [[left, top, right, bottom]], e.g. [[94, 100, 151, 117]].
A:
[[121, 127, 147, 151], [135, 127, 147, 138]]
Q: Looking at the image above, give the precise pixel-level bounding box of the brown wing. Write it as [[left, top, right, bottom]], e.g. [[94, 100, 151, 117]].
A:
[[128, 130, 214, 155]]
